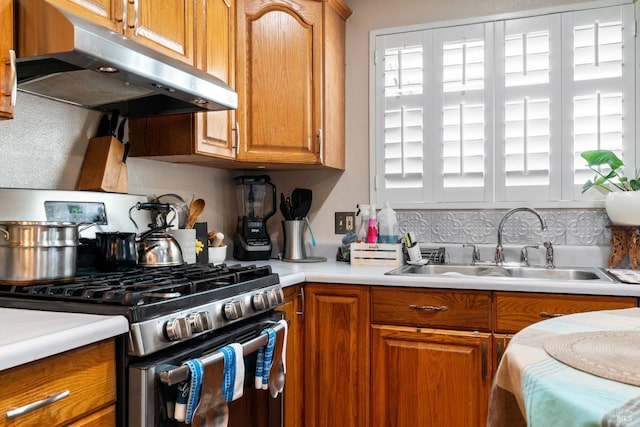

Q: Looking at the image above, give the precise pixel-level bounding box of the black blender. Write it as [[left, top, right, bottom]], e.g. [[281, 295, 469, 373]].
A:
[[232, 175, 277, 260]]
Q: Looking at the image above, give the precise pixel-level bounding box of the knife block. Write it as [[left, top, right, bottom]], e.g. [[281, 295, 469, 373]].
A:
[[77, 136, 128, 193]]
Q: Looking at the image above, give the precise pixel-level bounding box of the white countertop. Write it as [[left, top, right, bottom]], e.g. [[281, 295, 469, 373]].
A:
[[0, 309, 128, 371], [3, 254, 640, 372], [261, 258, 640, 297]]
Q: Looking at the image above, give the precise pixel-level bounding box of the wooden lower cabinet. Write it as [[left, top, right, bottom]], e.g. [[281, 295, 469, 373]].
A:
[[494, 292, 638, 333], [304, 284, 370, 427], [280, 285, 305, 427], [0, 339, 116, 427], [371, 325, 492, 427]]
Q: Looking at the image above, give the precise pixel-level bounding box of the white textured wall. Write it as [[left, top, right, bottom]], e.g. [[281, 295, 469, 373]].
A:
[[0, 93, 237, 241]]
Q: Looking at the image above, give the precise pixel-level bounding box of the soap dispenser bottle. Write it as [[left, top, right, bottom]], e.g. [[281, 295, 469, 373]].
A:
[[366, 203, 378, 243], [377, 201, 400, 243]]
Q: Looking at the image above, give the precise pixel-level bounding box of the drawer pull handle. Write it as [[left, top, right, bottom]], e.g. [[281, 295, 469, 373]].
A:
[[6, 390, 70, 419], [409, 305, 449, 313], [539, 311, 565, 319]]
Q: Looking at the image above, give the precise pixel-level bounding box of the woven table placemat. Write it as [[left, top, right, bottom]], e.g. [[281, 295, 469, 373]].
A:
[[544, 330, 640, 387]]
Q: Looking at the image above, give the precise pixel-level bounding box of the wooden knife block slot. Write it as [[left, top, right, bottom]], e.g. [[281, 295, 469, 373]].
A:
[[77, 136, 128, 193]]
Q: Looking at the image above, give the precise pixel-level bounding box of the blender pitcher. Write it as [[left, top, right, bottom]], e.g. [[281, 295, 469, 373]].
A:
[[232, 175, 276, 260]]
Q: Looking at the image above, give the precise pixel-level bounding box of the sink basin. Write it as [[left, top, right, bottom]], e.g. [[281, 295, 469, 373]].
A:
[[385, 264, 616, 282]]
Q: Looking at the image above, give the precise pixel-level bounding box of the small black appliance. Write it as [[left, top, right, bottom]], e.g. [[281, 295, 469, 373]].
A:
[[233, 175, 276, 260]]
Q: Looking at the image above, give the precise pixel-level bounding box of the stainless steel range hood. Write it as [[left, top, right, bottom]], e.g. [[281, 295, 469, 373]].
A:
[[14, 0, 237, 117]]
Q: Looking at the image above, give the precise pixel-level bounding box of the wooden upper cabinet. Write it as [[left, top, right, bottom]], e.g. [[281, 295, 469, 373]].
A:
[[0, 0, 14, 120], [45, 0, 121, 31], [46, 0, 195, 65], [236, 0, 351, 168], [128, 0, 237, 164], [194, 0, 236, 159], [127, 0, 195, 65]]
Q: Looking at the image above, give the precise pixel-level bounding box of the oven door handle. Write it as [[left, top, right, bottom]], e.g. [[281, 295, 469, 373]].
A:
[[158, 320, 288, 386]]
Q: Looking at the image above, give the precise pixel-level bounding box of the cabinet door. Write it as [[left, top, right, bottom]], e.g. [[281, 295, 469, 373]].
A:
[[0, 0, 14, 120], [304, 284, 370, 427], [236, 0, 322, 164], [372, 325, 492, 427], [280, 285, 304, 427], [46, 0, 122, 31], [127, 0, 195, 65], [195, 0, 236, 159]]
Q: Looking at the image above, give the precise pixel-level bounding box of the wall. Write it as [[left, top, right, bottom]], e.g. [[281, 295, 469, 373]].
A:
[[0, 93, 238, 241]]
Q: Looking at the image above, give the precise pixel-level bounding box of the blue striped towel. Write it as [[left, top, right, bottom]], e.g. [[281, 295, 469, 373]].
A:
[[255, 328, 276, 390], [220, 343, 245, 402]]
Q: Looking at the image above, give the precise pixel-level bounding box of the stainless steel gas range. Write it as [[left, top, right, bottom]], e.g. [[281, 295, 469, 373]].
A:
[[0, 189, 286, 427]]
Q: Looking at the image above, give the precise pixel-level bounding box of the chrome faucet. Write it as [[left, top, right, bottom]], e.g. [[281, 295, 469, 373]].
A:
[[495, 207, 546, 264]]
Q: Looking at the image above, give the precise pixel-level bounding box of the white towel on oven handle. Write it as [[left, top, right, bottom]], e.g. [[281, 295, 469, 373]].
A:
[[221, 343, 245, 402]]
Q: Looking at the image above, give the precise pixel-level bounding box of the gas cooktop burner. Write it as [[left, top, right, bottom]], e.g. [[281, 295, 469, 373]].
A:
[[0, 263, 280, 324], [1, 263, 265, 302]]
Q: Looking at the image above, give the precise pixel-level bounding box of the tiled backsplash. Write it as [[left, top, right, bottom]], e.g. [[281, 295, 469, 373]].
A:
[[397, 209, 610, 247]]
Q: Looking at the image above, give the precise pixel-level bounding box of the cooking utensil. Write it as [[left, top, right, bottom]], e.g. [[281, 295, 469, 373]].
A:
[[0, 221, 93, 284], [269, 328, 285, 398], [95, 232, 137, 271], [186, 198, 205, 229], [291, 188, 312, 219], [280, 193, 292, 220], [305, 217, 316, 246]]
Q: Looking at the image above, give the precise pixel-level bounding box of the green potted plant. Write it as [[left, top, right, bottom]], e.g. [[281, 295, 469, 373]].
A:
[[581, 149, 640, 225]]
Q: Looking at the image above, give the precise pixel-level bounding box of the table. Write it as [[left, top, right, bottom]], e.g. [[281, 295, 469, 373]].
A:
[[488, 308, 640, 427]]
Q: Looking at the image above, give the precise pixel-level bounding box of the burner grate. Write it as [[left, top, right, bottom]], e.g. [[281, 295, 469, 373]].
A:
[[0, 263, 274, 307]]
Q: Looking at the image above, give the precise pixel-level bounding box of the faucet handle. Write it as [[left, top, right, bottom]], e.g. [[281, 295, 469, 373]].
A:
[[543, 241, 555, 269], [520, 245, 539, 266], [463, 244, 481, 265]]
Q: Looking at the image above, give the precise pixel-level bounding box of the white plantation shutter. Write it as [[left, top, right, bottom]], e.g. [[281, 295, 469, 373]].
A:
[[495, 15, 562, 201], [371, 2, 636, 207], [374, 31, 433, 204], [562, 5, 635, 201], [433, 23, 494, 202]]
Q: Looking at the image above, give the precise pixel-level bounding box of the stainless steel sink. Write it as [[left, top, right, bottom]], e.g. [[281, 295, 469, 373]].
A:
[[385, 264, 616, 282]]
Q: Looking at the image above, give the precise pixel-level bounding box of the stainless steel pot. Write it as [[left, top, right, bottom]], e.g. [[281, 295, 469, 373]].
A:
[[0, 221, 88, 284]]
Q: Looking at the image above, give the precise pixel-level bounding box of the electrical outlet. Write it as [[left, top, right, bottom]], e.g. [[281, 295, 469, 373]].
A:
[[335, 212, 356, 234]]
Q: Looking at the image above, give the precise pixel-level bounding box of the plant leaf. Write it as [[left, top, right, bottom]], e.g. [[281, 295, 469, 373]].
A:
[[581, 150, 624, 170]]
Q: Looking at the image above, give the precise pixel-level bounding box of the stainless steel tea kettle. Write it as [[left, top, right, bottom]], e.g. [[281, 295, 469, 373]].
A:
[[129, 202, 184, 267]]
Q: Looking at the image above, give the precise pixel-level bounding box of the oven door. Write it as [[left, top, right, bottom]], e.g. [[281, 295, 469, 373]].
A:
[[128, 311, 285, 427]]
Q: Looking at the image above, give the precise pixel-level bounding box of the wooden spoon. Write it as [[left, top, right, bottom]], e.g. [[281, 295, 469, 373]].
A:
[[186, 198, 205, 229]]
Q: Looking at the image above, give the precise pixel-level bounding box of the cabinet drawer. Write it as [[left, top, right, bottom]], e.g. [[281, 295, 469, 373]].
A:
[[494, 292, 638, 333], [0, 339, 116, 426], [371, 287, 491, 331]]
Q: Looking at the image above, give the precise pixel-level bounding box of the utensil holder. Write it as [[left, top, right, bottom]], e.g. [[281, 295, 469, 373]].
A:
[[282, 220, 306, 260]]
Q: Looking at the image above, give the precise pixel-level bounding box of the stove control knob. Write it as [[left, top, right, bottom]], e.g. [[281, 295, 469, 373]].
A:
[[223, 300, 243, 320], [266, 289, 283, 308], [188, 312, 212, 333], [252, 293, 268, 311], [164, 317, 192, 341]]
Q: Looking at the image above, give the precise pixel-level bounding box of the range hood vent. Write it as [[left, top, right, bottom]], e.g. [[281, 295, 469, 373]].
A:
[[14, 0, 237, 117]]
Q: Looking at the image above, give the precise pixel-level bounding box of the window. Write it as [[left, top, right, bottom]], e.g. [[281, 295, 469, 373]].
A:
[[371, 1, 635, 208]]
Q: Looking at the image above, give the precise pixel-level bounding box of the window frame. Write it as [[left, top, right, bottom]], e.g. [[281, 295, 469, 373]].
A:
[[369, 0, 637, 210]]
